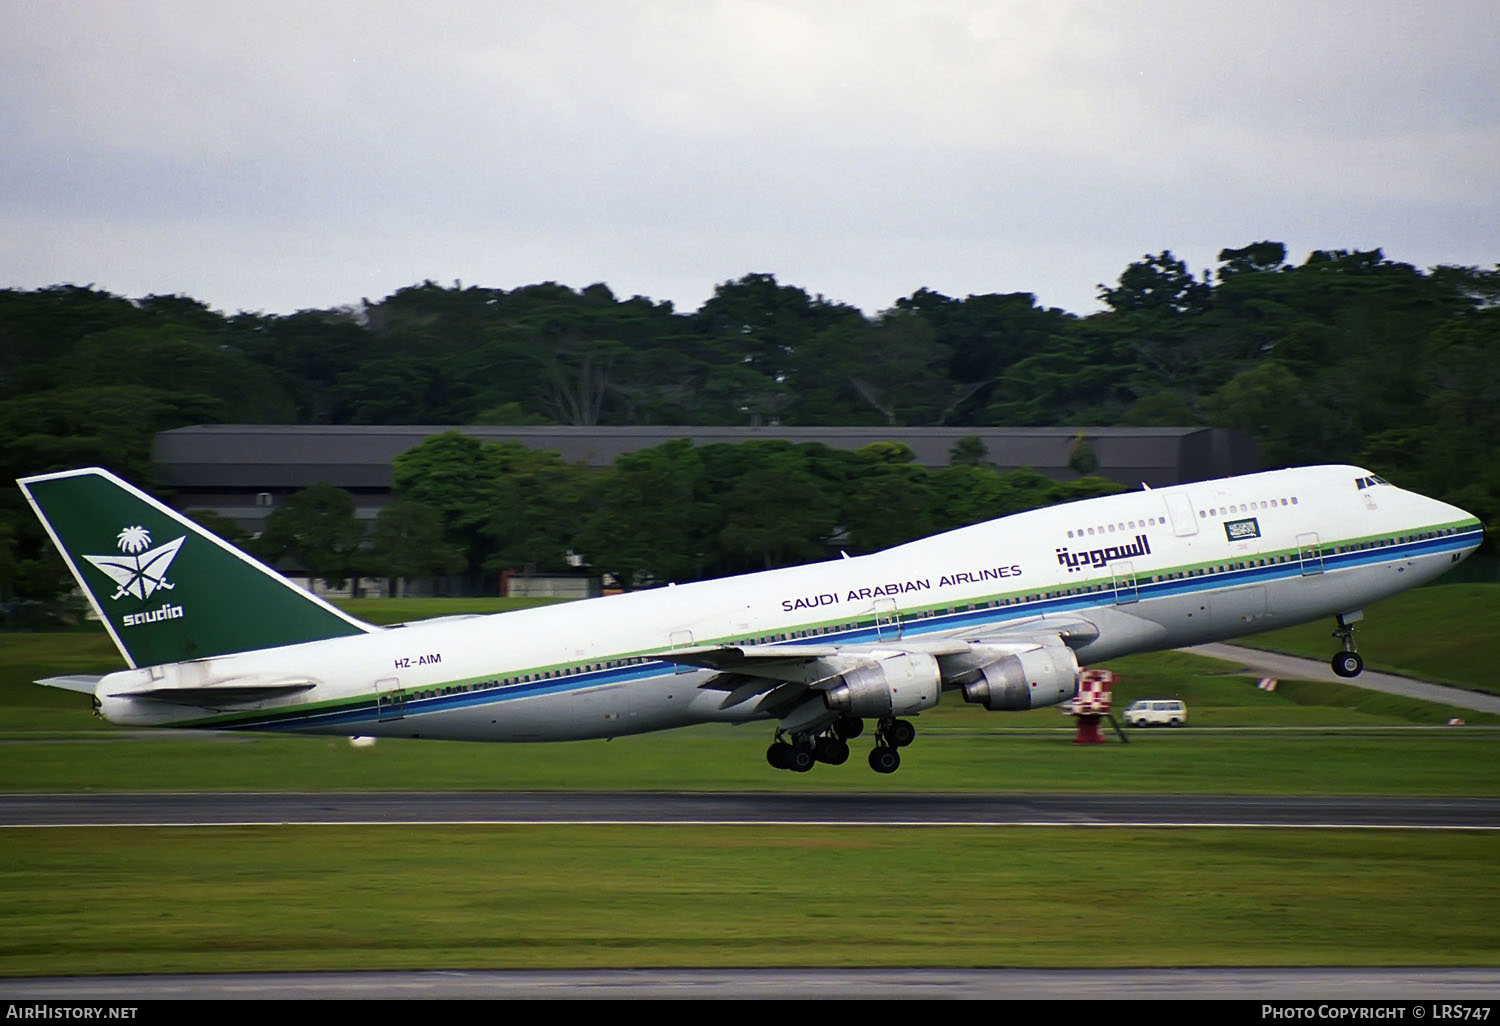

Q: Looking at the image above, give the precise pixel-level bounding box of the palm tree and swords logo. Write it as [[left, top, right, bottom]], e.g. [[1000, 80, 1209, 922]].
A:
[[82, 525, 186, 603]]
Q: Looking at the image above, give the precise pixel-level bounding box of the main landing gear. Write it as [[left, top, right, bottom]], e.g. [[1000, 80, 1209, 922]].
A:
[[766, 715, 915, 774], [1330, 611, 1365, 678], [867, 716, 915, 774], [767, 715, 858, 773]]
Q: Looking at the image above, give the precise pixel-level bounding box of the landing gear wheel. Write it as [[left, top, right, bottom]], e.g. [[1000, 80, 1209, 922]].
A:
[[868, 746, 901, 774], [885, 719, 916, 748], [833, 715, 864, 740], [788, 746, 816, 773], [1330, 613, 1364, 678], [1331, 651, 1364, 678], [766, 743, 792, 770], [814, 736, 850, 765]]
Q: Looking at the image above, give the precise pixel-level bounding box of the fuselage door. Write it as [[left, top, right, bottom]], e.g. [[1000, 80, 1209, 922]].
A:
[[1296, 532, 1325, 576], [874, 597, 902, 640], [1112, 560, 1139, 605], [375, 676, 404, 721], [1165, 493, 1199, 537]]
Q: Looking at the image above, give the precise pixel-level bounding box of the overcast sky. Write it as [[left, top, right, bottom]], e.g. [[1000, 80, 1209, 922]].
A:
[[4, 0, 1497, 318]]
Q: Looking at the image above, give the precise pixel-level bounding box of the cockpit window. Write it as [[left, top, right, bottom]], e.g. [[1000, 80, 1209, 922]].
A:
[[1356, 475, 1393, 489]]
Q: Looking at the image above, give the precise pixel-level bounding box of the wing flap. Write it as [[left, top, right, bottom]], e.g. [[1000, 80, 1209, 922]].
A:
[[661, 643, 840, 669], [957, 616, 1101, 648]]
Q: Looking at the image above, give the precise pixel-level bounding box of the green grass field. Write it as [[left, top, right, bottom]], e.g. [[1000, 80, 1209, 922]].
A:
[[2, 826, 1496, 975]]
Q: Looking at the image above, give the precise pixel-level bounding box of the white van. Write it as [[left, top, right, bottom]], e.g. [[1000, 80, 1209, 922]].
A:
[[1124, 699, 1188, 727]]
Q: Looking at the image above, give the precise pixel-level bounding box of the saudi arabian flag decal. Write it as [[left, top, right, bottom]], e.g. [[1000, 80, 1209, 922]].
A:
[[82, 525, 186, 603]]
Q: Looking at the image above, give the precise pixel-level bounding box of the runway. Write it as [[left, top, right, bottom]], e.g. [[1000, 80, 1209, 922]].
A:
[[3, 790, 1497, 829]]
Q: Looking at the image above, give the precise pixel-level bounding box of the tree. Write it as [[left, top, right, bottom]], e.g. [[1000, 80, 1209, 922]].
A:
[[837, 443, 935, 554], [929, 463, 1008, 532], [1068, 433, 1099, 475], [367, 500, 465, 596], [481, 451, 591, 573], [1217, 241, 1288, 280], [255, 483, 364, 589], [391, 432, 508, 583], [696, 273, 866, 390], [576, 439, 716, 587], [1099, 251, 1211, 316], [185, 510, 252, 549], [234, 308, 370, 423], [61, 326, 297, 423], [790, 314, 963, 426], [1202, 362, 1344, 469], [0, 385, 225, 484], [710, 444, 840, 572], [948, 435, 989, 467]]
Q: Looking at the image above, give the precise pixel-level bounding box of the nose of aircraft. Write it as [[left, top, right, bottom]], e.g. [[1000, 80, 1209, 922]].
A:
[[1427, 492, 1485, 557]]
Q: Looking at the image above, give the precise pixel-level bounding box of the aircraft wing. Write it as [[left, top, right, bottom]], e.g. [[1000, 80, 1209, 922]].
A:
[[659, 615, 1098, 695]]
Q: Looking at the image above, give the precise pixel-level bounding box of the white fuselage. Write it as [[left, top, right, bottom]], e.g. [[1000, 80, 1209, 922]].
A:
[[94, 465, 1482, 740]]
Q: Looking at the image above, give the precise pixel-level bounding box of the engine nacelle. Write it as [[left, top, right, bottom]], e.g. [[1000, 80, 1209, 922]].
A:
[[824, 652, 942, 719], [960, 645, 1079, 711]]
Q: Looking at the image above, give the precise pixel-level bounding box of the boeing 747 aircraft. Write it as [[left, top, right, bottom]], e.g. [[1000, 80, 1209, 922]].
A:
[[19, 465, 1483, 773]]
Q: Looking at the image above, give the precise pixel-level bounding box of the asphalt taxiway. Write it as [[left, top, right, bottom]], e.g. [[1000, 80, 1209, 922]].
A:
[[2, 790, 1497, 829]]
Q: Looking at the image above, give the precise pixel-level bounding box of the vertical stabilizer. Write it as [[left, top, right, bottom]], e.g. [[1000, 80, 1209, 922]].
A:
[[18, 468, 374, 667]]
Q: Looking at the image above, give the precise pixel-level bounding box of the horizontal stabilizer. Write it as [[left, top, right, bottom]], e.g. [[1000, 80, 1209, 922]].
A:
[[104, 676, 317, 707], [36, 675, 105, 693]]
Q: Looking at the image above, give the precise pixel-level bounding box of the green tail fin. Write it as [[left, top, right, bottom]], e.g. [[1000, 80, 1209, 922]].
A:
[[18, 467, 373, 668]]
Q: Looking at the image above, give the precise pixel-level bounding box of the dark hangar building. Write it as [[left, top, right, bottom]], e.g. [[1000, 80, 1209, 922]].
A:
[[153, 424, 1257, 531]]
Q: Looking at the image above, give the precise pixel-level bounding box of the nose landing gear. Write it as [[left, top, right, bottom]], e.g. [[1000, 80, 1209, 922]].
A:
[[1331, 611, 1365, 678]]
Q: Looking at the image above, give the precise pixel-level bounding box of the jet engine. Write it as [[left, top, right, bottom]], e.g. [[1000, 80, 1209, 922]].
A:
[[960, 644, 1079, 711], [823, 652, 942, 719]]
